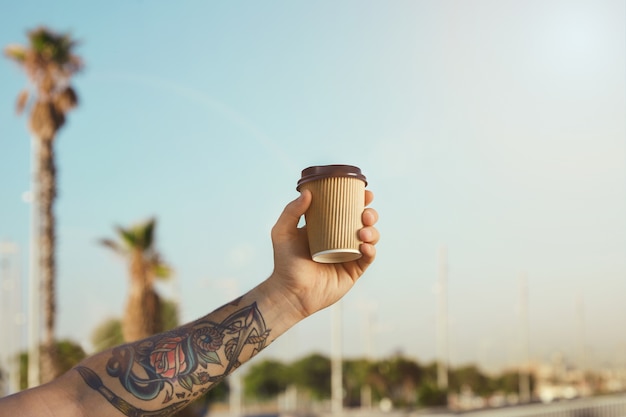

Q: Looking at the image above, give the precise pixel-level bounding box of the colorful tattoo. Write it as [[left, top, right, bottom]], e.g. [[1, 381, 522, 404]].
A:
[[76, 302, 270, 416]]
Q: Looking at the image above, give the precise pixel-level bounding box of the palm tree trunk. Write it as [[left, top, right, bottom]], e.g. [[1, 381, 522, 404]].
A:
[[123, 254, 163, 342], [38, 138, 59, 383], [123, 286, 163, 342]]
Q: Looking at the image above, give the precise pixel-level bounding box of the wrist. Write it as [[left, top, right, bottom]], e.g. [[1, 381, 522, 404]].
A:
[[257, 274, 309, 326]]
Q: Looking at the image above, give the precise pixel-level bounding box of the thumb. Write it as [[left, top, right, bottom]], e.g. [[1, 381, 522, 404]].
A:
[[272, 190, 311, 240]]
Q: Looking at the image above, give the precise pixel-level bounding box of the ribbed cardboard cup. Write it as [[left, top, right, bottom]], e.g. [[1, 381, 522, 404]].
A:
[[297, 165, 367, 263]]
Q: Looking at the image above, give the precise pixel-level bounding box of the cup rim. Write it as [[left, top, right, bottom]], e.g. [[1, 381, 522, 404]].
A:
[[296, 164, 367, 191]]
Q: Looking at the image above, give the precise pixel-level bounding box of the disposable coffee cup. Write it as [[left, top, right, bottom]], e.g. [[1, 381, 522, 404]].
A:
[[296, 165, 367, 263]]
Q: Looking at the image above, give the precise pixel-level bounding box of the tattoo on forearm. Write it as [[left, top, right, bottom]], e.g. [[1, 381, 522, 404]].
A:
[[76, 302, 270, 416]]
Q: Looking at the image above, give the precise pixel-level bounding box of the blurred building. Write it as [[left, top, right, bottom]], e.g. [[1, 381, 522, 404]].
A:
[[0, 241, 23, 396]]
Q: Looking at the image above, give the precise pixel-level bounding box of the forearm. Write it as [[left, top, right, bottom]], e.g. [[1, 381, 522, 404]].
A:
[[67, 277, 302, 417], [0, 189, 378, 417]]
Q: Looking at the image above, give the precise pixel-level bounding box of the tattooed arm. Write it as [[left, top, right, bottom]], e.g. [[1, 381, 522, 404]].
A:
[[0, 189, 379, 417]]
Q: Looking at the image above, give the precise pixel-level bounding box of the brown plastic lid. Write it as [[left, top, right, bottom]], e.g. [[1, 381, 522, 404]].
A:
[[297, 165, 367, 191]]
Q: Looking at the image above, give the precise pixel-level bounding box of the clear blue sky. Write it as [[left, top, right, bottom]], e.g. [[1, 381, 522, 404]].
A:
[[0, 1, 624, 373]]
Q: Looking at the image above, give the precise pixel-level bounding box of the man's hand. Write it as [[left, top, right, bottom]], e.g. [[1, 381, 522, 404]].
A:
[[268, 189, 379, 320]]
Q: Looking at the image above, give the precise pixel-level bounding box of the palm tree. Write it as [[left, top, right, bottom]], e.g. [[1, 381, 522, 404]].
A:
[[4, 27, 82, 383], [100, 218, 172, 342]]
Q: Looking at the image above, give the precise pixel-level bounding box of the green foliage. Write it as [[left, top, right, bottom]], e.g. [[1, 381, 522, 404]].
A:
[[55, 340, 87, 372], [153, 263, 172, 280], [4, 26, 82, 99], [204, 377, 229, 403], [449, 364, 492, 396], [493, 370, 536, 395], [27, 27, 77, 65], [244, 359, 291, 399], [19, 339, 86, 390], [418, 382, 448, 407], [4, 44, 26, 62], [290, 353, 331, 399], [421, 361, 439, 382], [115, 218, 156, 252], [91, 318, 125, 353], [493, 371, 519, 394], [19, 352, 27, 391], [367, 355, 424, 407], [160, 298, 180, 331], [239, 355, 536, 410], [344, 359, 373, 406]]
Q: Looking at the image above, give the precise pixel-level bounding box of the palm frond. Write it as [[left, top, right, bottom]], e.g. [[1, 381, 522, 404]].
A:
[[3, 44, 27, 63], [153, 263, 172, 280], [98, 238, 126, 256], [16, 89, 29, 114], [116, 226, 139, 249], [53, 86, 78, 112], [116, 218, 157, 251], [141, 218, 156, 250], [27, 27, 76, 65]]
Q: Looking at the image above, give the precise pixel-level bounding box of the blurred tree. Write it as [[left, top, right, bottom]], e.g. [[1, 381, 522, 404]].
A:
[[4, 26, 82, 383], [417, 382, 448, 407], [56, 340, 87, 373], [18, 353, 26, 391], [19, 340, 86, 390], [290, 353, 331, 400], [206, 377, 229, 402], [160, 297, 179, 331], [493, 370, 519, 394], [421, 361, 439, 383], [343, 358, 373, 406], [100, 218, 172, 342], [369, 356, 423, 407], [493, 370, 536, 395], [90, 318, 124, 353], [449, 364, 492, 397], [244, 359, 291, 399]]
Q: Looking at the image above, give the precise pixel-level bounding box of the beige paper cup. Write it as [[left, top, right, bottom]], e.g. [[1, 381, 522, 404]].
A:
[[297, 165, 367, 263]]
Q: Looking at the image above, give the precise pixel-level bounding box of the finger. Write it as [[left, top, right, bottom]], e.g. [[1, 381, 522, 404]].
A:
[[359, 226, 380, 245], [357, 242, 376, 269], [361, 242, 376, 258], [362, 208, 378, 226], [365, 190, 374, 206], [272, 190, 312, 239]]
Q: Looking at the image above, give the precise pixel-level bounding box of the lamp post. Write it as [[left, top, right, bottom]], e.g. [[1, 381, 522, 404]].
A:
[[437, 246, 449, 390], [519, 273, 531, 403], [331, 301, 343, 416], [27, 136, 41, 388], [360, 301, 376, 410], [577, 295, 587, 394]]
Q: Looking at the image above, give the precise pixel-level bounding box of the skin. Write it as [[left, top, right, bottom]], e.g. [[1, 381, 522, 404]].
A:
[[0, 189, 379, 417]]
